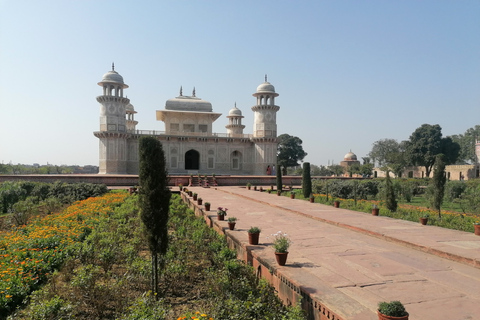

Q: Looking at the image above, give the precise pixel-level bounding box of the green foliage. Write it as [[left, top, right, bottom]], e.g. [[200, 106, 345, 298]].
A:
[[302, 162, 312, 198], [0, 181, 107, 214], [248, 226, 261, 234], [451, 125, 480, 164], [384, 172, 397, 212], [138, 136, 171, 297], [313, 179, 380, 200], [406, 124, 460, 177], [430, 154, 446, 217], [445, 180, 467, 202], [276, 161, 282, 192], [271, 231, 291, 253], [378, 301, 408, 317], [277, 134, 307, 172]]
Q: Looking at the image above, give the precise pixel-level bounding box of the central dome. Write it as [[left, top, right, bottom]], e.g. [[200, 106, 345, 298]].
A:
[[256, 81, 275, 93], [165, 95, 213, 112]]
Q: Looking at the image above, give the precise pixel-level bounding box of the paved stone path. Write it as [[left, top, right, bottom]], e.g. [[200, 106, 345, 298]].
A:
[[185, 186, 480, 320]]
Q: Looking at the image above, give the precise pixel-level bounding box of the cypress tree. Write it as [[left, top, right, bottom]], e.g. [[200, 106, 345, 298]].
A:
[[276, 161, 282, 192], [431, 154, 446, 219], [302, 162, 312, 198], [138, 136, 171, 298], [385, 170, 397, 212]]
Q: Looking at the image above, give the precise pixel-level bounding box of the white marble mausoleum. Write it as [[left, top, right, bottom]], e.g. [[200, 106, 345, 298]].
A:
[[93, 65, 280, 175]]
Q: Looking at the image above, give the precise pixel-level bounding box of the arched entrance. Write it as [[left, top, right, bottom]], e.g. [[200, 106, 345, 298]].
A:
[[185, 149, 200, 170]]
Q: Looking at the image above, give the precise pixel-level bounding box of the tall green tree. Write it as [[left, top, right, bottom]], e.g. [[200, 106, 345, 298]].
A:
[[276, 161, 282, 192], [302, 162, 312, 198], [277, 134, 307, 175], [430, 154, 446, 219], [368, 138, 408, 177], [451, 125, 480, 164], [384, 171, 397, 212], [138, 136, 171, 298], [406, 124, 459, 177]]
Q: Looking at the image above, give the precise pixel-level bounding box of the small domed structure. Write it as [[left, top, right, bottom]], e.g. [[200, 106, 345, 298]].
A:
[[344, 151, 357, 161], [125, 103, 136, 113], [256, 81, 276, 93], [98, 63, 128, 88], [228, 106, 243, 117]]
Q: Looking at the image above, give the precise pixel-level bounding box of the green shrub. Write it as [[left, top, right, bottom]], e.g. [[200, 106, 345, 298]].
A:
[[378, 300, 408, 317]]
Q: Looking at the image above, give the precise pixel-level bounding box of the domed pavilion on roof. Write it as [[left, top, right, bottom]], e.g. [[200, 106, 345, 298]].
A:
[[94, 67, 280, 175]]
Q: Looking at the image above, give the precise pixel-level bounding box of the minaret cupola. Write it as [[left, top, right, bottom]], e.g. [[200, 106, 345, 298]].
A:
[[226, 103, 245, 136], [251, 75, 280, 138], [96, 63, 130, 132]]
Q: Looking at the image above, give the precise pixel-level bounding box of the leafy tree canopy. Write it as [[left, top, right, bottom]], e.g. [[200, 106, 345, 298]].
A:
[[450, 125, 480, 164], [406, 124, 459, 177], [277, 134, 307, 171]]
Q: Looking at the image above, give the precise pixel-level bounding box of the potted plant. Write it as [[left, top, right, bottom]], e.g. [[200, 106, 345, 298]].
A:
[[204, 202, 211, 211], [227, 217, 237, 230], [271, 231, 292, 266], [193, 193, 198, 201], [259, 186, 263, 192], [419, 213, 429, 225], [217, 207, 228, 221], [178, 184, 183, 191], [248, 226, 261, 245], [377, 301, 409, 320], [474, 221, 480, 236], [246, 182, 252, 190], [197, 197, 203, 205], [267, 188, 272, 194], [290, 191, 295, 199], [277, 190, 282, 196], [309, 194, 315, 203], [254, 185, 257, 191], [372, 204, 380, 216], [333, 199, 340, 208]]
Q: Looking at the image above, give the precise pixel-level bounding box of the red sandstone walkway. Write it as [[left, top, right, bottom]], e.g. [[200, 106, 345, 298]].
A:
[[184, 186, 480, 320]]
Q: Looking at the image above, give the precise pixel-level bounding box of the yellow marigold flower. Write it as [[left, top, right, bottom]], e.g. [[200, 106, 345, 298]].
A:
[[5, 295, 12, 298]]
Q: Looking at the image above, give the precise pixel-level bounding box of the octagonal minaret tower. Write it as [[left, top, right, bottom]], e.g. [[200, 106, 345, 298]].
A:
[[225, 103, 245, 136], [252, 75, 280, 138], [251, 76, 280, 174], [93, 64, 130, 174]]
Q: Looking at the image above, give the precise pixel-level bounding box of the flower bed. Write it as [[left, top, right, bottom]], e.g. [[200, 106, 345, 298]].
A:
[[0, 192, 127, 315], [309, 194, 478, 233]]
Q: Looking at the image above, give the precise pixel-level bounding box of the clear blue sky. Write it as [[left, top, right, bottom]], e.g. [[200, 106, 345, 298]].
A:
[[1, 1, 479, 167]]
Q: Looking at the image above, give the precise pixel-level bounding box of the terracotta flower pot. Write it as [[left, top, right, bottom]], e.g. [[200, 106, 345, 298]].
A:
[[277, 191, 282, 196], [197, 199, 203, 205], [290, 194, 295, 199], [474, 224, 480, 236], [217, 214, 225, 221], [372, 208, 379, 216], [419, 217, 428, 225], [204, 203, 210, 211], [334, 201, 340, 208], [248, 232, 260, 245], [275, 252, 288, 266], [228, 222, 236, 230], [309, 197, 314, 203], [377, 311, 409, 320], [193, 194, 197, 200]]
